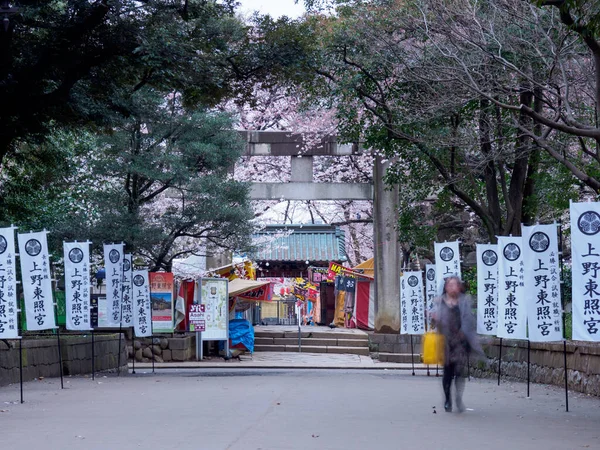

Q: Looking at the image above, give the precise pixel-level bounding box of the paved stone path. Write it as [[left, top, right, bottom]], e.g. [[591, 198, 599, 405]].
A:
[[1, 369, 598, 449], [130, 351, 430, 370]]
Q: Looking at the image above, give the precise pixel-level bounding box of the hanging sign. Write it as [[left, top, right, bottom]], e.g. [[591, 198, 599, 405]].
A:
[[103, 243, 124, 327], [189, 304, 206, 332], [0, 227, 18, 338], [497, 236, 527, 339], [476, 244, 499, 335], [434, 241, 461, 294], [571, 201, 600, 341], [400, 271, 425, 335], [63, 241, 91, 331], [132, 270, 152, 337], [425, 264, 437, 331], [121, 254, 133, 327], [198, 278, 228, 341], [149, 272, 174, 333], [522, 224, 563, 342], [18, 231, 56, 331]]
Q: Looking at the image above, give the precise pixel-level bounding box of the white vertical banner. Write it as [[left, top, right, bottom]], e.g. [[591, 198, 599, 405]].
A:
[[18, 231, 56, 331], [103, 243, 124, 327], [0, 227, 19, 338], [132, 270, 152, 337], [476, 244, 499, 335], [570, 202, 600, 341], [434, 241, 461, 295], [523, 224, 563, 342], [497, 236, 527, 339], [121, 254, 133, 327], [64, 241, 91, 331], [400, 271, 425, 335], [425, 264, 437, 331]]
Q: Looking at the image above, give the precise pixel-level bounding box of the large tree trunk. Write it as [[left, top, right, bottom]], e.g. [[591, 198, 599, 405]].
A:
[[522, 87, 543, 225], [479, 98, 502, 238], [505, 88, 533, 235]]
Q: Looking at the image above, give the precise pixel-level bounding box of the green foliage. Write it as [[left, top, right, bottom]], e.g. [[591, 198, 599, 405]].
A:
[[81, 89, 255, 270], [0, 1, 268, 163], [461, 266, 478, 297]]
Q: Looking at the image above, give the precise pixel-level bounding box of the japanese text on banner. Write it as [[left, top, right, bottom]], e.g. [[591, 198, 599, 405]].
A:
[[400, 271, 425, 335], [497, 236, 527, 339], [64, 242, 91, 331], [425, 264, 437, 331], [571, 201, 600, 341], [434, 241, 461, 295], [121, 254, 133, 327], [476, 244, 499, 335], [103, 243, 124, 326], [18, 231, 56, 331], [132, 270, 152, 337], [0, 227, 18, 338], [523, 224, 563, 342]]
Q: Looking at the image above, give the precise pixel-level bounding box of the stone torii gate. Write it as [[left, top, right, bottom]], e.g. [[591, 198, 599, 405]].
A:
[[240, 131, 401, 333]]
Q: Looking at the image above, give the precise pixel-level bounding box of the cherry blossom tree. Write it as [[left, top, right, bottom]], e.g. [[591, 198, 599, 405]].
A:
[[226, 82, 375, 265]]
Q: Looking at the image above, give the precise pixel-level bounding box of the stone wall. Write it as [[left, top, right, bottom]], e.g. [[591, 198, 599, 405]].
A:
[[368, 333, 422, 354], [127, 335, 196, 363], [369, 334, 600, 396], [472, 338, 600, 396], [0, 334, 127, 387]]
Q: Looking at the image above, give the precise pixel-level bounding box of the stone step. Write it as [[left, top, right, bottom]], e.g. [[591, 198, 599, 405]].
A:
[[378, 353, 422, 364], [254, 337, 369, 348], [255, 331, 369, 341], [254, 344, 370, 356]]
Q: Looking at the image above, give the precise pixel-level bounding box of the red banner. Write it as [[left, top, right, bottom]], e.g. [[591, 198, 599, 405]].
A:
[[236, 284, 272, 302]]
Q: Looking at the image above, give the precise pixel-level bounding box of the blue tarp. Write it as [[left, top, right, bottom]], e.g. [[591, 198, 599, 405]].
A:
[[228, 319, 254, 353]]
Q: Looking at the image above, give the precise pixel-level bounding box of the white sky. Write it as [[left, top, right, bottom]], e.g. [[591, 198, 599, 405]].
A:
[[237, 0, 306, 18]]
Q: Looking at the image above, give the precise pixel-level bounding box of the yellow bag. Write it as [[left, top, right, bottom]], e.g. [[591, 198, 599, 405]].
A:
[[422, 332, 445, 365]]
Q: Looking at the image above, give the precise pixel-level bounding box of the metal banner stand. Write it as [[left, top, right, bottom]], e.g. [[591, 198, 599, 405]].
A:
[[436, 364, 439, 377], [410, 335, 415, 376], [54, 301, 64, 390], [527, 340, 531, 397], [151, 334, 155, 373], [117, 246, 125, 376], [563, 340, 569, 412], [131, 334, 135, 375], [497, 337, 503, 386], [18, 338, 24, 403], [91, 329, 96, 380], [558, 221, 569, 412]]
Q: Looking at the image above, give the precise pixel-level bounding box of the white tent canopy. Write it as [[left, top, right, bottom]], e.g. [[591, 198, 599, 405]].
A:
[[228, 278, 271, 297]]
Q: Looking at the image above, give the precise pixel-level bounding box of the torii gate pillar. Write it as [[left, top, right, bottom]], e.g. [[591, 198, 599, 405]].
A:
[[373, 156, 401, 333]]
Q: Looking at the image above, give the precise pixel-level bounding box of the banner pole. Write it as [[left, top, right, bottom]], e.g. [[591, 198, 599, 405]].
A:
[[558, 220, 569, 412], [56, 325, 64, 389], [527, 340, 531, 397], [19, 338, 24, 403], [91, 329, 95, 380], [54, 300, 64, 390], [117, 256, 125, 377], [497, 337, 503, 386], [151, 334, 155, 374], [131, 334, 135, 374], [563, 340, 569, 412], [410, 335, 415, 376], [436, 364, 439, 377]]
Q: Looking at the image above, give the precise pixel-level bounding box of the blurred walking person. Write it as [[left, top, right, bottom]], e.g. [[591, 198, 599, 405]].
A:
[[430, 276, 482, 413]]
